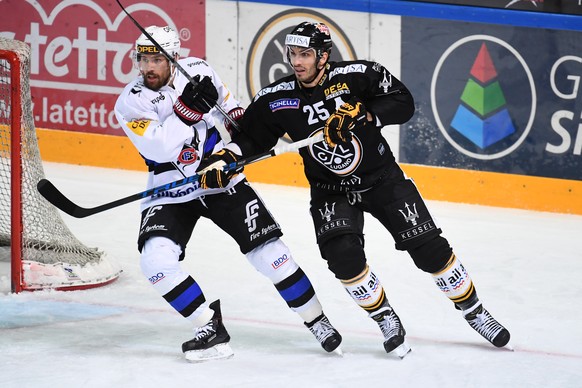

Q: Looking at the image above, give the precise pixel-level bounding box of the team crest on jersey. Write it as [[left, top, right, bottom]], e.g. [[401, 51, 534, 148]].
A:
[[308, 130, 363, 176], [269, 98, 300, 111], [178, 147, 198, 164]]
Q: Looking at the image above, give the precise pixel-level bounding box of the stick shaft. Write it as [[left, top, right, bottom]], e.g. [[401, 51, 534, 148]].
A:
[[38, 134, 323, 218]]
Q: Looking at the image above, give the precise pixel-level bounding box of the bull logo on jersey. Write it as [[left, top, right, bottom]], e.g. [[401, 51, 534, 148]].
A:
[[309, 130, 363, 176]]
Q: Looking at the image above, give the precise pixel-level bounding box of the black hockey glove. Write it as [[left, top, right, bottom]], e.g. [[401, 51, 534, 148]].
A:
[[323, 96, 367, 148], [197, 149, 243, 189], [173, 75, 219, 126], [224, 107, 245, 137]]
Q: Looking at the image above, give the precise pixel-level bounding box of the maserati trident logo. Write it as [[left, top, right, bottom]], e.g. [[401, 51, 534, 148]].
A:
[[379, 69, 392, 94], [398, 202, 419, 226], [319, 202, 336, 222]]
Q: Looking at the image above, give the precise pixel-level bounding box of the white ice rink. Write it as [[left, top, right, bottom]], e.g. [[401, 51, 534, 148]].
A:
[[1, 162, 581, 388]]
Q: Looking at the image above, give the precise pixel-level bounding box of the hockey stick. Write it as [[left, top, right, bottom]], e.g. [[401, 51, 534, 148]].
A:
[[115, 0, 238, 130], [37, 134, 324, 218]]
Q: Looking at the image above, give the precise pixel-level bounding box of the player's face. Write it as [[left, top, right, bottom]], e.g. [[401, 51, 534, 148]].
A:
[[138, 54, 171, 91], [287, 46, 325, 87]]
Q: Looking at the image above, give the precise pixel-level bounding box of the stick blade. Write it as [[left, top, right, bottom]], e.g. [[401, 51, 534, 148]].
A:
[[37, 179, 91, 218]]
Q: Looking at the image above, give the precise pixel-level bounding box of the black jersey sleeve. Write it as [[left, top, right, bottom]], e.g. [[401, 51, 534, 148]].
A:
[[362, 63, 415, 126], [231, 98, 284, 157]]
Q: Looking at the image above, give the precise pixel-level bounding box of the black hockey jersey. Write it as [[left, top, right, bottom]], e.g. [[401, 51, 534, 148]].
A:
[[235, 60, 415, 192]]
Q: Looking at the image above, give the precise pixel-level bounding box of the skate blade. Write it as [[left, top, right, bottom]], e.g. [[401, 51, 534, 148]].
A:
[[394, 340, 412, 359], [332, 347, 344, 357], [185, 343, 234, 363], [503, 342, 514, 351]]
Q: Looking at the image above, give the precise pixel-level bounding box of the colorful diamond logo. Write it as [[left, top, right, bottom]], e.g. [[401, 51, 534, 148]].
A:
[[450, 43, 516, 149]]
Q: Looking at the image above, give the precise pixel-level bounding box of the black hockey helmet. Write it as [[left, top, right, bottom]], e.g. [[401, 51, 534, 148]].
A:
[[285, 22, 332, 64]]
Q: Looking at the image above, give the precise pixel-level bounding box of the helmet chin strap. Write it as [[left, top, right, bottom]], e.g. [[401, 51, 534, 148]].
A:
[[286, 47, 328, 87], [300, 55, 327, 87], [167, 53, 179, 87], [301, 65, 325, 86], [167, 64, 177, 87]]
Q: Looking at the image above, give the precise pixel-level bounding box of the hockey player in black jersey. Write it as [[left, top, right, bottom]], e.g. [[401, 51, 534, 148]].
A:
[[198, 21, 511, 357], [114, 25, 341, 362]]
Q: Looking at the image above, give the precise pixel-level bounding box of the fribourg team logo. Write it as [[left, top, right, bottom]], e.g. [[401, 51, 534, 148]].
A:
[[431, 35, 536, 160], [245, 9, 356, 99]]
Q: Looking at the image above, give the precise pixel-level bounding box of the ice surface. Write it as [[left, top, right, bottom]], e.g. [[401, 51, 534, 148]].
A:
[[1, 162, 581, 388]]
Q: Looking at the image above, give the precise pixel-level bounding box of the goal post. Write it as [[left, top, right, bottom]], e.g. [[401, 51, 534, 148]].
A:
[[0, 37, 121, 293]]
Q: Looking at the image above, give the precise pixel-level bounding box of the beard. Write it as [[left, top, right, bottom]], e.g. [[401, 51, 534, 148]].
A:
[[295, 65, 323, 86], [142, 71, 169, 91]]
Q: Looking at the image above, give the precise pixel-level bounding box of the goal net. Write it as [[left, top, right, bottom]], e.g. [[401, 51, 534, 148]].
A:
[[0, 37, 121, 293]]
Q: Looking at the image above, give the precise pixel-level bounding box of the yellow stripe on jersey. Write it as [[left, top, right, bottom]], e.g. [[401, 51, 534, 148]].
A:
[[126, 119, 151, 136]]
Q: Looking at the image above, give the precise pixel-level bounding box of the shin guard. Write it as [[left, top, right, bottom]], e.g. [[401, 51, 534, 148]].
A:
[[246, 238, 323, 322], [341, 265, 386, 314], [431, 253, 477, 309]]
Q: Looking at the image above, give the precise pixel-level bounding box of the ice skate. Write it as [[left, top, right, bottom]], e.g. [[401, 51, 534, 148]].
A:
[[463, 302, 511, 348], [182, 300, 234, 362], [370, 304, 411, 359], [305, 313, 343, 354]]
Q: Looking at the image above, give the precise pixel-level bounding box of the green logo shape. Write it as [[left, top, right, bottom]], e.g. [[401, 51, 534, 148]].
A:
[[460, 79, 506, 116]]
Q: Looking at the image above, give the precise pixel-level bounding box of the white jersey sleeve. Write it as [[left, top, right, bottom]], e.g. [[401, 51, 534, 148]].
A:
[[172, 57, 243, 134], [114, 79, 194, 163]]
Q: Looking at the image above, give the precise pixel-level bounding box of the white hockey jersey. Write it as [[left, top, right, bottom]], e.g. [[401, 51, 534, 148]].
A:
[[114, 57, 245, 210]]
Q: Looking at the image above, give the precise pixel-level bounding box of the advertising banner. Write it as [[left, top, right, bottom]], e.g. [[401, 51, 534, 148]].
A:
[[0, 0, 204, 135], [229, 2, 402, 104], [406, 0, 582, 15], [236, 5, 362, 104], [401, 17, 582, 181]]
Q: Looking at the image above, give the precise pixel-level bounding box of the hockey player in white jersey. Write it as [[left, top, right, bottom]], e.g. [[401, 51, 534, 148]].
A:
[[114, 25, 341, 362]]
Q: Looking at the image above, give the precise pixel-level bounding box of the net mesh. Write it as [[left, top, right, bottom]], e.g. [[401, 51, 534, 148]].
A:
[[0, 37, 120, 291]]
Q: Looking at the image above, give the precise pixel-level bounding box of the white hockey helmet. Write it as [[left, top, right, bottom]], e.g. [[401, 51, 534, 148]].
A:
[[135, 25, 181, 60]]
